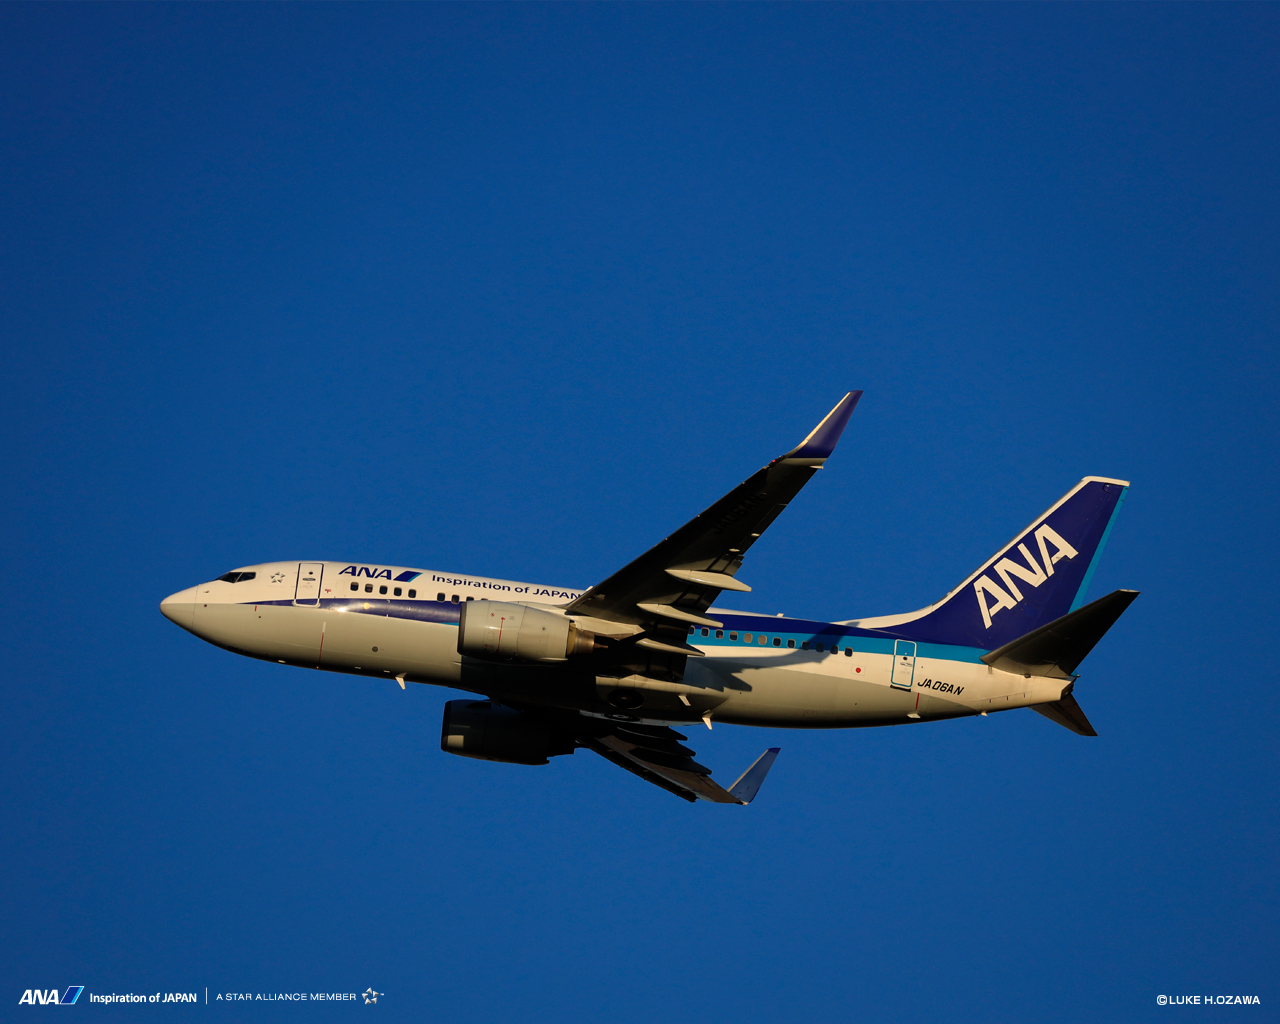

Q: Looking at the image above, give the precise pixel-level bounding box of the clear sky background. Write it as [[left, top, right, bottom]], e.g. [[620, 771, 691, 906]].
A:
[[2, 4, 1277, 1022]]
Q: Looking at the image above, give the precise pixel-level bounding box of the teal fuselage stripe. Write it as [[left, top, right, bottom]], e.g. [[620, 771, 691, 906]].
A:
[[691, 627, 987, 664], [1069, 486, 1127, 612]]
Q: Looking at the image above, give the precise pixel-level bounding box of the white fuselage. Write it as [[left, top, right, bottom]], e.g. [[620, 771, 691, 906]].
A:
[[161, 561, 1069, 730]]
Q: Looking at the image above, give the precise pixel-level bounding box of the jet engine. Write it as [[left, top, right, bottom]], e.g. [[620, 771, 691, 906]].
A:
[[457, 600, 596, 661], [439, 700, 574, 765]]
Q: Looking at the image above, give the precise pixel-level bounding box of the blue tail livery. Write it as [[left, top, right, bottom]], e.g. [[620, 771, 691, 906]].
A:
[[859, 477, 1129, 650]]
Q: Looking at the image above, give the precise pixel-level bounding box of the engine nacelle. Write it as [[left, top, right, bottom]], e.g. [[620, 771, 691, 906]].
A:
[[439, 700, 574, 765], [457, 600, 596, 662]]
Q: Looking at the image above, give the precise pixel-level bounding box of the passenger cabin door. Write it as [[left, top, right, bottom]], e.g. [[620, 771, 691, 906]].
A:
[[294, 563, 323, 606], [890, 639, 917, 691]]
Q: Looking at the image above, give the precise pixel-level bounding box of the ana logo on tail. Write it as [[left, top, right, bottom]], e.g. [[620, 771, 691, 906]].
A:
[[974, 524, 1079, 628]]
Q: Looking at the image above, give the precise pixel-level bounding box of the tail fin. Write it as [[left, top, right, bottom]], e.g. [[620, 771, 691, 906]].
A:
[[865, 477, 1129, 649]]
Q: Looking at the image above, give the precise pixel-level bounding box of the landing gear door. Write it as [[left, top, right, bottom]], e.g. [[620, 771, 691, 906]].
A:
[[294, 563, 323, 606], [891, 640, 917, 691]]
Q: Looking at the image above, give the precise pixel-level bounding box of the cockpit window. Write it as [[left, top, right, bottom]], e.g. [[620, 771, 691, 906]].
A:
[[217, 571, 256, 583]]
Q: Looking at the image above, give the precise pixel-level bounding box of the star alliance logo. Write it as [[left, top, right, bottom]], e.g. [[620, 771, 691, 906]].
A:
[[362, 987, 382, 1004]]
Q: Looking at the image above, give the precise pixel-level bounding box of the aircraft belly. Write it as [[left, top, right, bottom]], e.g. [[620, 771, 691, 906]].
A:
[[318, 611, 460, 683], [196, 604, 462, 685], [195, 604, 1054, 719], [701, 659, 978, 728]]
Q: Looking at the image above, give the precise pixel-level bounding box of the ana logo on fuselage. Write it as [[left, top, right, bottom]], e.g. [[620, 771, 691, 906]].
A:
[[337, 566, 422, 583], [19, 988, 83, 1005], [973, 523, 1078, 628]]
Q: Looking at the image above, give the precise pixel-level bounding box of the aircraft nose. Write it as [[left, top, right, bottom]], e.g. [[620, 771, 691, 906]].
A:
[[160, 586, 199, 630]]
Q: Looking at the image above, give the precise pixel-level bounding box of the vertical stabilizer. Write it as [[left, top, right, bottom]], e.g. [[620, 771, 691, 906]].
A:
[[867, 478, 1129, 650]]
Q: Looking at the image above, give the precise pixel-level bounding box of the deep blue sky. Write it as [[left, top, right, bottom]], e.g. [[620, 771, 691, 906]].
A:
[[3, 4, 1277, 1021]]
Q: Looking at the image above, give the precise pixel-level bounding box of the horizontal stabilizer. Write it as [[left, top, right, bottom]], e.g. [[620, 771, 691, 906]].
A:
[[1031, 693, 1098, 737], [728, 748, 781, 804], [981, 589, 1139, 679]]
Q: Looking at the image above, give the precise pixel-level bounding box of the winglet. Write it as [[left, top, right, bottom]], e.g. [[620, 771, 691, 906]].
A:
[[784, 392, 862, 460], [728, 747, 781, 804]]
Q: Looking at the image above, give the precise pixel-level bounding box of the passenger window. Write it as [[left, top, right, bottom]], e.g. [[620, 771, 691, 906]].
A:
[[759, 635, 767, 645], [773, 637, 782, 647], [393, 587, 402, 597], [715, 630, 723, 639], [815, 642, 824, 652], [700, 628, 709, 637], [729, 632, 738, 641], [801, 641, 809, 650], [408, 589, 416, 598], [451, 595, 459, 603], [466, 596, 473, 601], [350, 582, 358, 592], [787, 639, 796, 648], [688, 625, 695, 634], [844, 647, 852, 656], [365, 584, 373, 593], [379, 585, 388, 595], [437, 593, 446, 602]]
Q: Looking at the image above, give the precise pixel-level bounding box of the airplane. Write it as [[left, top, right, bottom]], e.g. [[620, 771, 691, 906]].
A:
[[160, 392, 1136, 805]]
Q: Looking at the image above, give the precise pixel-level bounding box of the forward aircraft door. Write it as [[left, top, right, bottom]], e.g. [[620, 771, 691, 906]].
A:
[[294, 563, 323, 606], [890, 640, 917, 690]]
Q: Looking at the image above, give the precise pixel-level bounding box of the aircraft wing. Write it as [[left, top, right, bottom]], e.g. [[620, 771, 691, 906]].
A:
[[565, 392, 861, 656], [576, 718, 780, 804]]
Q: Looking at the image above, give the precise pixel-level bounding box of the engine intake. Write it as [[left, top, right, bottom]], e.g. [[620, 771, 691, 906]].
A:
[[457, 600, 596, 661], [440, 700, 574, 765]]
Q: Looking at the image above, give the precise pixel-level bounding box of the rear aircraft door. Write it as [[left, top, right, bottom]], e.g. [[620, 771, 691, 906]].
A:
[[294, 563, 323, 606], [890, 640, 917, 690]]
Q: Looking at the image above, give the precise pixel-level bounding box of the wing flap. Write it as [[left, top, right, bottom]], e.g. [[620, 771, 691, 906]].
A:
[[576, 720, 781, 805], [666, 567, 752, 592], [584, 734, 741, 803]]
